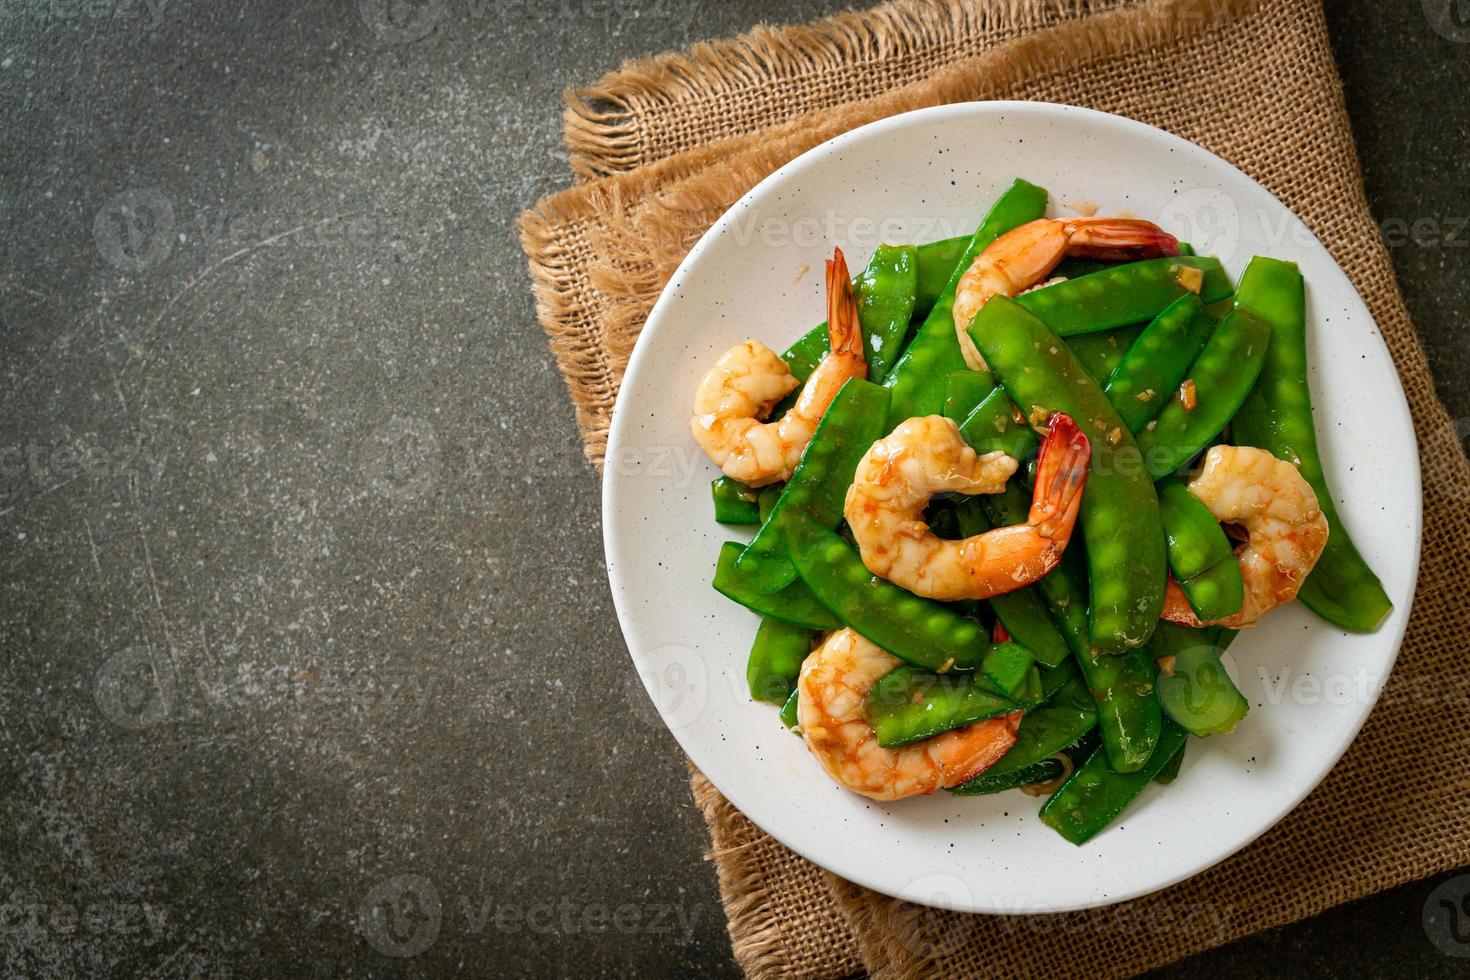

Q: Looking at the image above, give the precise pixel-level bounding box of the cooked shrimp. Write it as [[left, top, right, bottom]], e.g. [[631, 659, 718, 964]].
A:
[[690, 247, 867, 486], [844, 412, 1091, 601], [1161, 445, 1330, 628], [797, 628, 1021, 801], [952, 217, 1179, 369]]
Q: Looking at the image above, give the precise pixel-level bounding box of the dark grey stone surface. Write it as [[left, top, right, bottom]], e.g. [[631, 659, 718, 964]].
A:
[[0, 0, 1463, 976]]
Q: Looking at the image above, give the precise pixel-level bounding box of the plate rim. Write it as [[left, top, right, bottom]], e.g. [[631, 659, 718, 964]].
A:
[[601, 100, 1423, 914]]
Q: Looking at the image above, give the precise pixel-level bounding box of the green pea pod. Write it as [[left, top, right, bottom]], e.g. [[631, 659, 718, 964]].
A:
[[781, 237, 975, 379], [885, 179, 1049, 423], [1016, 256, 1232, 336], [745, 617, 816, 705], [711, 476, 761, 525], [957, 387, 1040, 461], [1230, 257, 1393, 631], [1175, 552, 1244, 625], [1153, 623, 1248, 736], [969, 296, 1167, 652], [952, 758, 1062, 796], [979, 483, 1090, 659], [942, 370, 996, 423], [992, 590, 1070, 670], [982, 643, 1035, 699], [1103, 294, 1216, 433], [1066, 324, 1145, 384], [1157, 479, 1233, 579], [734, 378, 891, 593], [857, 244, 920, 384], [1074, 645, 1161, 773], [954, 499, 1069, 668], [1040, 719, 1188, 845], [712, 542, 840, 630], [1157, 478, 1244, 621], [1153, 741, 1186, 784], [1038, 655, 1081, 698], [915, 236, 970, 315], [779, 687, 800, 730], [781, 322, 832, 385], [786, 517, 1000, 673], [950, 670, 1098, 795], [758, 484, 781, 524], [1136, 309, 1271, 479], [866, 662, 1024, 748]]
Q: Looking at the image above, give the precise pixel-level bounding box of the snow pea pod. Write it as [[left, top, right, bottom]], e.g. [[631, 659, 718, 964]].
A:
[[1016, 256, 1232, 337], [758, 484, 781, 524], [734, 378, 890, 592], [781, 237, 975, 379], [866, 662, 1024, 748], [885, 179, 1049, 423], [1066, 324, 1145, 384], [856, 244, 919, 384], [969, 296, 1167, 652], [711, 476, 761, 525], [786, 518, 1001, 673], [1231, 257, 1392, 631], [979, 482, 1090, 659], [779, 686, 800, 729], [915, 236, 969, 314], [950, 668, 1098, 795], [957, 388, 1039, 461], [713, 542, 840, 630], [1136, 308, 1271, 479], [1103, 294, 1216, 433], [1153, 741, 1186, 784], [953, 758, 1061, 796], [746, 617, 816, 705], [941, 370, 996, 423], [954, 499, 1069, 668], [1152, 623, 1248, 736], [982, 643, 1036, 699], [992, 590, 1069, 671], [1039, 719, 1188, 845], [781, 322, 832, 384], [1158, 478, 1244, 621], [1074, 644, 1161, 773]]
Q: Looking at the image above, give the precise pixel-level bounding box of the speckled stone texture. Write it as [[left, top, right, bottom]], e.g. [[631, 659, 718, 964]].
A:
[[0, 0, 1464, 976]]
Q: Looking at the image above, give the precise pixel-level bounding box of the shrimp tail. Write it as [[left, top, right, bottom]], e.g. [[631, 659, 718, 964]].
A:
[[1065, 218, 1180, 261], [1029, 412, 1091, 547], [825, 247, 865, 362]]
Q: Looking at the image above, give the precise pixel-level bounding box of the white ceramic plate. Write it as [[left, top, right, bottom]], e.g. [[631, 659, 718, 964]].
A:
[[603, 102, 1420, 914]]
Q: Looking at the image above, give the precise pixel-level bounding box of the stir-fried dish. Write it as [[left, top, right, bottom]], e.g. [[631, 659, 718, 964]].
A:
[[694, 178, 1392, 844]]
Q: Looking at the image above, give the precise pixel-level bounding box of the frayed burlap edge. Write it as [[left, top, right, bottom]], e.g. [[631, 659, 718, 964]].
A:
[[563, 0, 1129, 178], [523, 0, 1251, 470]]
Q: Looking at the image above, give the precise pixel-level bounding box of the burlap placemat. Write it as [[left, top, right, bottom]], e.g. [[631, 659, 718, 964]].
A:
[[520, 0, 1470, 975]]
